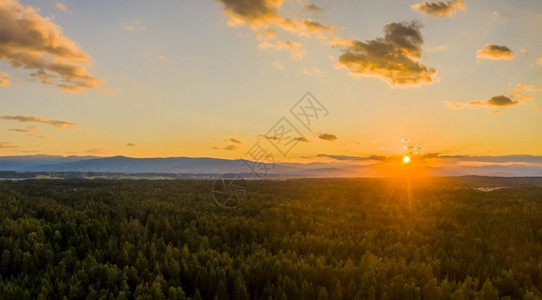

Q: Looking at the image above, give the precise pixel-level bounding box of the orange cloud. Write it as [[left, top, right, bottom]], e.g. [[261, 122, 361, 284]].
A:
[[444, 95, 520, 114], [0, 71, 9, 86], [56, 2, 70, 14], [476, 44, 514, 60], [123, 21, 147, 32], [0, 0, 102, 91], [411, 0, 465, 17], [336, 21, 437, 87], [0, 115, 76, 128]]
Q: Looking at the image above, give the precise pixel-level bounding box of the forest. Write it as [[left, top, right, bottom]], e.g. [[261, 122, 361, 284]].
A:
[[0, 178, 541, 299]]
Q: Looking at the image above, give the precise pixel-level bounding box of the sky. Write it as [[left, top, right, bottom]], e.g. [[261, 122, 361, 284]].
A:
[[0, 0, 541, 164]]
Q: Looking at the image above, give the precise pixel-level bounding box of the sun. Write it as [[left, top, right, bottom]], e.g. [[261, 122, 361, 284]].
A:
[[403, 155, 411, 163]]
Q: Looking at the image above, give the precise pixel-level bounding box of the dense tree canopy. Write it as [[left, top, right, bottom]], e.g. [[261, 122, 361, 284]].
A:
[[0, 178, 541, 299]]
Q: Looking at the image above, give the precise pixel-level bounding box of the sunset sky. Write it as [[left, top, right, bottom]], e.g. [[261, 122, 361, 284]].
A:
[[1, 0, 541, 163]]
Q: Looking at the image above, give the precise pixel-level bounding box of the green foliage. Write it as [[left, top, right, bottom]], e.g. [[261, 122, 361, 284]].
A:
[[0, 178, 541, 299]]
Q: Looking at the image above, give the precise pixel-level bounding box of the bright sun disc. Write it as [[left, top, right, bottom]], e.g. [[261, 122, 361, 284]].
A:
[[403, 156, 411, 163]]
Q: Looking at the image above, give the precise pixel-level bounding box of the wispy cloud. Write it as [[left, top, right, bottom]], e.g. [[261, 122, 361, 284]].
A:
[[56, 2, 71, 14], [303, 67, 322, 76], [271, 60, 284, 69], [9, 126, 37, 133], [336, 21, 437, 87], [444, 95, 521, 114], [0, 142, 18, 149], [411, 0, 465, 17], [0, 72, 9, 86], [123, 21, 147, 32], [0, 0, 102, 91], [0, 115, 76, 128], [316, 154, 388, 161], [143, 49, 166, 62], [476, 44, 514, 60]]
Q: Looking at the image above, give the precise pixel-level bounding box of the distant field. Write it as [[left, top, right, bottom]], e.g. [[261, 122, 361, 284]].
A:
[[0, 178, 541, 299]]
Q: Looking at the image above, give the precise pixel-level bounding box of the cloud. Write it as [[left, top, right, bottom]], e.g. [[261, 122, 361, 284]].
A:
[[223, 145, 239, 151], [217, 0, 284, 29], [100, 88, 116, 94], [303, 67, 322, 76], [9, 126, 36, 133], [0, 115, 76, 128], [318, 133, 337, 141], [304, 4, 323, 13], [302, 19, 333, 37], [228, 138, 243, 144], [123, 21, 147, 32], [294, 137, 310, 143], [427, 45, 447, 52], [126, 143, 136, 147], [86, 148, 107, 155], [401, 138, 410, 143], [336, 21, 437, 87], [516, 83, 542, 92], [0, 0, 102, 91], [261, 135, 281, 141], [0, 142, 17, 149], [444, 95, 520, 113], [316, 154, 388, 161], [258, 40, 305, 59], [56, 2, 71, 14], [508, 83, 542, 101], [0, 72, 9, 86], [216, 0, 338, 60], [411, 0, 465, 17], [271, 60, 284, 69], [143, 49, 166, 62], [538, 58, 542, 66], [476, 44, 514, 60]]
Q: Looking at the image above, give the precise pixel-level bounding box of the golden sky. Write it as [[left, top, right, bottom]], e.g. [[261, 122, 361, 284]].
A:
[[1, 0, 541, 163]]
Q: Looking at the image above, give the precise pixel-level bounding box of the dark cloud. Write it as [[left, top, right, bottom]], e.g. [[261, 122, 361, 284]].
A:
[[0, 0, 102, 91], [229, 138, 243, 144], [217, 0, 286, 29], [261, 135, 281, 141], [0, 115, 76, 128], [411, 0, 465, 17], [318, 133, 338, 141], [304, 4, 323, 13], [476, 44, 514, 60], [126, 143, 136, 147], [444, 95, 520, 113], [486, 95, 517, 107], [337, 21, 437, 86]]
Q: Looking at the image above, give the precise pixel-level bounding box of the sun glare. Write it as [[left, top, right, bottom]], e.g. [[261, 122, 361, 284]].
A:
[[403, 156, 411, 163]]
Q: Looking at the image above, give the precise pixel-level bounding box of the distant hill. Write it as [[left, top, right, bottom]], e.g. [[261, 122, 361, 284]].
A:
[[0, 155, 541, 178]]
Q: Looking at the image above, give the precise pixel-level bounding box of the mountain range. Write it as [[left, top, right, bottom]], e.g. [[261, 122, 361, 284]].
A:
[[1, 155, 542, 178]]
